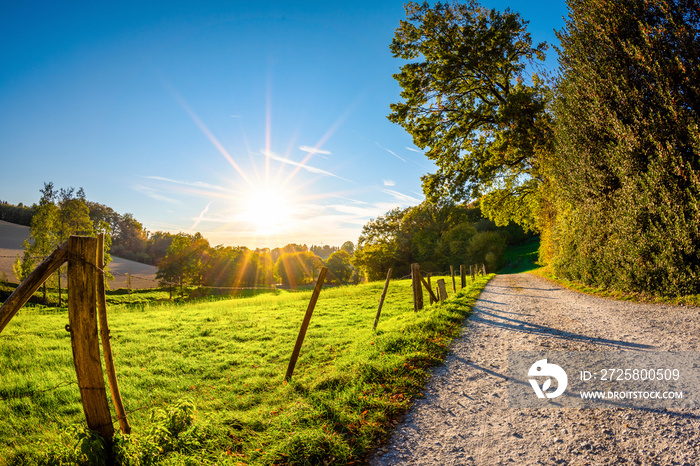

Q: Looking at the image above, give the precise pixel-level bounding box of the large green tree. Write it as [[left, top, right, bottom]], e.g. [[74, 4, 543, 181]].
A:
[[389, 1, 552, 231], [352, 201, 517, 280], [325, 250, 354, 284], [156, 232, 210, 295], [274, 251, 323, 287], [552, 0, 700, 295], [13, 183, 59, 296], [14, 184, 100, 303]]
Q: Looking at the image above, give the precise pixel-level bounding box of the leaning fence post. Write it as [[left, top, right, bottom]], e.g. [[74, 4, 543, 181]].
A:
[[427, 273, 436, 304], [460, 265, 466, 289], [97, 234, 131, 434], [450, 266, 456, 293], [437, 279, 448, 302], [285, 267, 328, 381], [373, 268, 392, 330], [411, 263, 423, 311], [67, 236, 114, 443], [418, 271, 439, 304]]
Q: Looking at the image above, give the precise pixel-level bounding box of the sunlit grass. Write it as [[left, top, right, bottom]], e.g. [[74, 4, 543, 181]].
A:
[[498, 237, 540, 274], [0, 274, 492, 465]]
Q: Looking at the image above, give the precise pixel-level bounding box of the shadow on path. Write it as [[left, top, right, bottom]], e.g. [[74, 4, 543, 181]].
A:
[[470, 306, 654, 350]]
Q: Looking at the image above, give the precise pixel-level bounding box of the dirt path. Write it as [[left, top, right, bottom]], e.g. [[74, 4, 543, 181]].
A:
[[369, 273, 700, 465]]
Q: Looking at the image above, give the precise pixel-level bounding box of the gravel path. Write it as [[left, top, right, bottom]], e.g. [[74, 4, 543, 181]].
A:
[[369, 273, 700, 465]]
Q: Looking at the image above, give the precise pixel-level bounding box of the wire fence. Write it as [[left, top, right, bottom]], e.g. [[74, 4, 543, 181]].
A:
[[0, 246, 491, 456]]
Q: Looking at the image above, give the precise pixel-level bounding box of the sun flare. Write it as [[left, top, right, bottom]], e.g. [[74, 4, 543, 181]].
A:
[[239, 185, 294, 236]]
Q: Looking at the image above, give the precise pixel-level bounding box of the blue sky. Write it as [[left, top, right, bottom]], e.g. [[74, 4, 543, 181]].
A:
[[0, 1, 567, 249]]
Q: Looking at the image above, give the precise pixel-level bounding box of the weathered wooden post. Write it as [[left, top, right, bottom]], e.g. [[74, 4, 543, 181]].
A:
[[67, 236, 114, 442], [482, 264, 486, 276], [411, 263, 423, 311], [285, 267, 328, 381], [373, 268, 392, 330], [450, 266, 456, 293], [427, 273, 436, 304], [437, 279, 448, 302], [460, 265, 466, 289], [97, 234, 131, 434], [418, 271, 439, 304]]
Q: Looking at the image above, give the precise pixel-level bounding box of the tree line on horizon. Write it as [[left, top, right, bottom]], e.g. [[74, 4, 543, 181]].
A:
[[3, 187, 359, 291], [4, 182, 528, 295], [388, 0, 700, 296]]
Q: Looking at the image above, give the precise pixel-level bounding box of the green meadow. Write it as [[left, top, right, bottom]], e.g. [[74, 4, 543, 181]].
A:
[[0, 274, 491, 465]]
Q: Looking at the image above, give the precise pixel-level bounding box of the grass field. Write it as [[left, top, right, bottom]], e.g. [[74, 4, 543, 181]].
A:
[[0, 274, 492, 465], [498, 237, 540, 275]]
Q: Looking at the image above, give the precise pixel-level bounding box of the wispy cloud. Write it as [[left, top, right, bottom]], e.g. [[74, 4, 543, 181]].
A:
[[382, 189, 423, 205], [261, 150, 353, 183], [405, 146, 422, 153], [143, 176, 236, 195], [383, 180, 396, 187], [375, 142, 406, 162], [299, 145, 331, 159], [131, 185, 183, 205], [190, 202, 213, 230]]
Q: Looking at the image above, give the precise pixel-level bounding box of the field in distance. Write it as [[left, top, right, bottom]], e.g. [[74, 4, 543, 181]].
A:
[[0, 272, 491, 465], [0, 220, 158, 289]]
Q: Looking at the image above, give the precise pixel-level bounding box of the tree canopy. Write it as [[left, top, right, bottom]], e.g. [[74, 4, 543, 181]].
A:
[[551, 0, 700, 295], [389, 1, 552, 231], [352, 200, 529, 281]]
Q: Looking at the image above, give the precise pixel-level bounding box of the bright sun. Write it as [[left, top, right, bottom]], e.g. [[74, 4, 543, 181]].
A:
[[239, 185, 293, 235]]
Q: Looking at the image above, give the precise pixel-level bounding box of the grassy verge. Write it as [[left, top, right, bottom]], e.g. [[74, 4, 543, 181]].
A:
[[0, 274, 492, 465]]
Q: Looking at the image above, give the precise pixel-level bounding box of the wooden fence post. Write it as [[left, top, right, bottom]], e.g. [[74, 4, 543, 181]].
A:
[[437, 279, 448, 302], [411, 263, 423, 311], [471, 265, 476, 282], [67, 236, 114, 443], [482, 264, 486, 276], [97, 234, 131, 434], [373, 268, 392, 330], [460, 265, 466, 289], [418, 271, 439, 304], [450, 266, 456, 293], [285, 267, 328, 381], [427, 273, 435, 304]]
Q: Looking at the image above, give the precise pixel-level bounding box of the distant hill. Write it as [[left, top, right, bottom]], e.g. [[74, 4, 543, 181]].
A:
[[0, 220, 159, 289]]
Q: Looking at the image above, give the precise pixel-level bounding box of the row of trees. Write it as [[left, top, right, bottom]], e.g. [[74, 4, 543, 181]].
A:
[[9, 184, 358, 294], [389, 0, 700, 296], [352, 200, 530, 281], [155, 200, 527, 292], [3, 195, 350, 269], [156, 234, 357, 293], [10, 183, 521, 294], [0, 201, 34, 226]]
